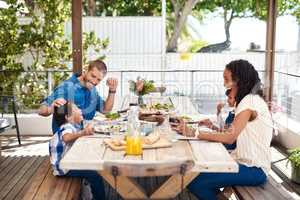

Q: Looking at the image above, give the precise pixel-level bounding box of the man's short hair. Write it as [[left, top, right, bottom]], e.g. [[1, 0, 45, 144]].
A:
[[87, 59, 107, 74]]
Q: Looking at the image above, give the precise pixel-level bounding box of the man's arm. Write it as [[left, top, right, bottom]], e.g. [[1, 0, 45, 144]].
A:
[[38, 80, 73, 116], [38, 104, 53, 116], [103, 78, 118, 113], [38, 98, 67, 116], [103, 92, 115, 113]]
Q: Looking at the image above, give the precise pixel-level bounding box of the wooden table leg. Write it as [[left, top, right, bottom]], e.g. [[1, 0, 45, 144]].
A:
[[150, 172, 199, 199], [99, 171, 148, 200]]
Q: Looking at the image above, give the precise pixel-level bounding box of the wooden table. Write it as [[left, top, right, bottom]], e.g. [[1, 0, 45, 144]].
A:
[[60, 96, 238, 199]]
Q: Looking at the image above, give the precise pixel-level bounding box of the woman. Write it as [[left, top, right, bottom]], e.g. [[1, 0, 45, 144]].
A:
[[172, 59, 273, 200]]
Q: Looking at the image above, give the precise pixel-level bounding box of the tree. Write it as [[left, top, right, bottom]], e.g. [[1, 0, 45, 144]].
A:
[[195, 0, 253, 52], [0, 0, 108, 110], [252, 0, 300, 50], [87, 0, 96, 16], [82, 0, 161, 16], [166, 0, 203, 52]]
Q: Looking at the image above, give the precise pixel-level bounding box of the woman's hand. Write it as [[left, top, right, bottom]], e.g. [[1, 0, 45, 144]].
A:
[[171, 119, 195, 137]]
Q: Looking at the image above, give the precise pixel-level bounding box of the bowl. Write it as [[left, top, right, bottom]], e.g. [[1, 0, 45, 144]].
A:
[[139, 120, 158, 135]]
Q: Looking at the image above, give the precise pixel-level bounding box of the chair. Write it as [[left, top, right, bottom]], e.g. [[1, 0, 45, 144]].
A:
[[0, 95, 21, 145]]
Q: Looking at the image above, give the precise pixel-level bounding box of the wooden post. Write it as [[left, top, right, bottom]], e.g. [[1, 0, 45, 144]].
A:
[[72, 0, 83, 74], [265, 0, 277, 103]]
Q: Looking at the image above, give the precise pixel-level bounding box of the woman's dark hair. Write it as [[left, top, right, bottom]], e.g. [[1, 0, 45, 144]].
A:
[[53, 102, 72, 127], [225, 59, 264, 105]]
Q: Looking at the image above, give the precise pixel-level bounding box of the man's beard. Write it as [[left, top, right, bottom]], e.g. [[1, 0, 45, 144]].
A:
[[83, 76, 95, 89]]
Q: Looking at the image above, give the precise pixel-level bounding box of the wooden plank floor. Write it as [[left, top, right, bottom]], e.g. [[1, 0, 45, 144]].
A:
[[0, 155, 197, 200]]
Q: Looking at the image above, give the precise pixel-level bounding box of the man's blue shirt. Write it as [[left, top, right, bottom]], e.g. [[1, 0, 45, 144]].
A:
[[43, 74, 104, 133]]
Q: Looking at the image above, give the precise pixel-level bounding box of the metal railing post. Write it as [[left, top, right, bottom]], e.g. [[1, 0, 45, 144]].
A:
[[120, 71, 123, 96], [47, 71, 53, 95], [190, 71, 194, 99]]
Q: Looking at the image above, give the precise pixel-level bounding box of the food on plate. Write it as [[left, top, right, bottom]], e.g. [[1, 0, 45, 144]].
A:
[[105, 112, 121, 120], [179, 115, 192, 121], [140, 103, 174, 113], [94, 124, 122, 133], [150, 103, 174, 111], [139, 113, 164, 125]]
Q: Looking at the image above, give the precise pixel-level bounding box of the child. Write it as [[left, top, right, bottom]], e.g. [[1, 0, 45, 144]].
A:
[[49, 102, 105, 200], [217, 88, 236, 129], [199, 88, 236, 150]]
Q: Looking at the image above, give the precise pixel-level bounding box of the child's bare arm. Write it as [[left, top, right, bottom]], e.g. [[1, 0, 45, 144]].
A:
[[216, 103, 225, 115], [62, 124, 94, 143]]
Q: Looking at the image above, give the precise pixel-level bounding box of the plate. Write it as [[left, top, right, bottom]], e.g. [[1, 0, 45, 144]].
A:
[[93, 113, 126, 125], [94, 124, 125, 134]]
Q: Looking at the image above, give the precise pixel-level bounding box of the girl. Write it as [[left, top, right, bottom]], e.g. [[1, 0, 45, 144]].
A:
[[49, 102, 105, 200]]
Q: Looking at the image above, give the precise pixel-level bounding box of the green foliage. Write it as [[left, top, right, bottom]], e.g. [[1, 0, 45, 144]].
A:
[[288, 148, 300, 167], [252, 0, 300, 23], [83, 0, 162, 16], [0, 0, 108, 111], [0, 1, 25, 95], [83, 32, 109, 64], [188, 40, 209, 53]]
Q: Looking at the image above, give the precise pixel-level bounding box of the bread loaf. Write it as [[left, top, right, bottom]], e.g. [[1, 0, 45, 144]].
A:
[[143, 132, 160, 145]]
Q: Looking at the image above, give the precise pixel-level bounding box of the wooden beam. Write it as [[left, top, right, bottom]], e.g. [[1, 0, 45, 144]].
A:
[[265, 0, 277, 102], [150, 173, 199, 199], [72, 0, 83, 74], [99, 171, 148, 199]]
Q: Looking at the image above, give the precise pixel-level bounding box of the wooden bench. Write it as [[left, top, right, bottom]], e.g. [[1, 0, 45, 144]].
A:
[[0, 155, 81, 200], [233, 176, 294, 200]]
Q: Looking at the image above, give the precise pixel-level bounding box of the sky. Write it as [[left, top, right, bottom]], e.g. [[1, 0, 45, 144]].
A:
[[187, 14, 299, 51]]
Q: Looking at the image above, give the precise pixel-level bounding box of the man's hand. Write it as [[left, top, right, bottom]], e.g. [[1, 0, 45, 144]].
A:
[[39, 98, 66, 115], [52, 98, 67, 107], [81, 124, 94, 136], [106, 78, 118, 92]]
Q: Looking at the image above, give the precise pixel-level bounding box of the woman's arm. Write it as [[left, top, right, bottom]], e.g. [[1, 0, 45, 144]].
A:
[[197, 109, 253, 144], [173, 109, 254, 144]]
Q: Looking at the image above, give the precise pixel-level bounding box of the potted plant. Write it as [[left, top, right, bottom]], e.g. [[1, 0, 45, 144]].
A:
[[129, 78, 156, 105], [287, 148, 300, 184]]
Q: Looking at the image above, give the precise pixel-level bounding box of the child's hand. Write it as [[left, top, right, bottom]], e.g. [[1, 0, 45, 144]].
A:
[[217, 103, 225, 115], [198, 119, 213, 128], [82, 124, 94, 136]]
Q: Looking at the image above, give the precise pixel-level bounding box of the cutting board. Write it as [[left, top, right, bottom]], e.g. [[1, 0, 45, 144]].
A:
[[103, 137, 172, 151]]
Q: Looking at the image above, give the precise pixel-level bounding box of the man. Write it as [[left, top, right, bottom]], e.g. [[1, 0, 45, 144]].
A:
[[38, 59, 118, 133]]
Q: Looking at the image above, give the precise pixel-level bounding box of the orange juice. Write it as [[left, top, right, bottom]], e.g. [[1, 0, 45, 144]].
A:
[[126, 135, 142, 155]]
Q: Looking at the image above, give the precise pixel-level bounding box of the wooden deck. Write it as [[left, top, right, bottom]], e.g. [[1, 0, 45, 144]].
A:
[[0, 155, 198, 200]]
